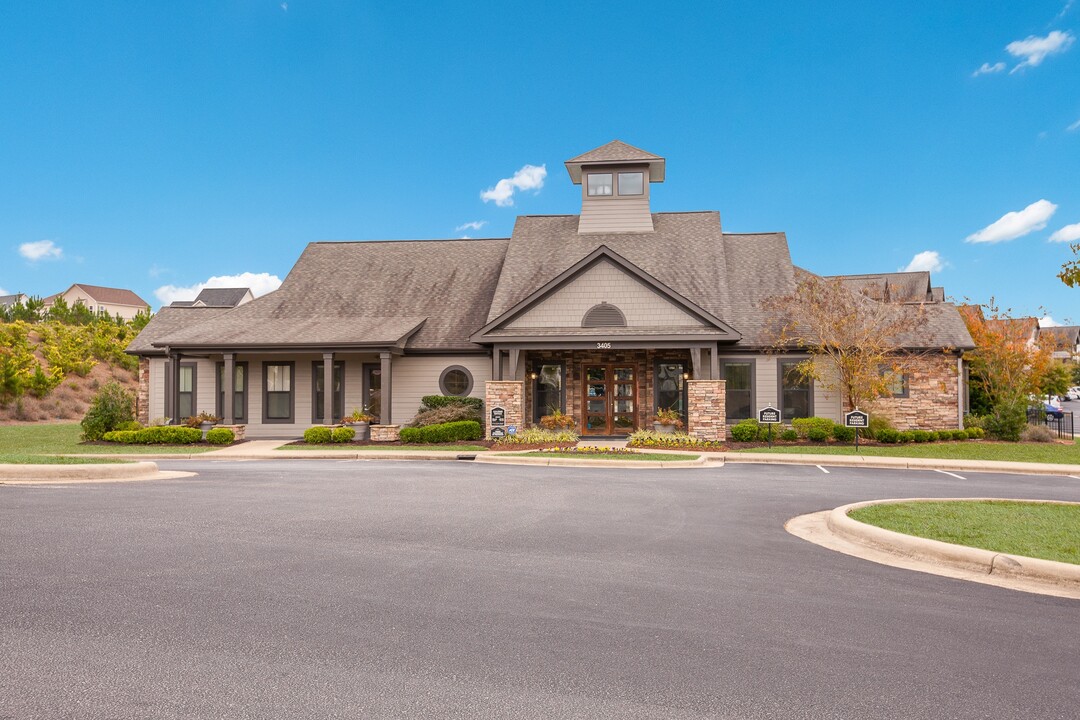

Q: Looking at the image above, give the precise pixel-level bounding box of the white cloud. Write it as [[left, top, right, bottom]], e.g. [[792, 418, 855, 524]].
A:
[[902, 250, 945, 274], [0, 286, 9, 295], [1049, 221, 1080, 243], [480, 164, 547, 207], [154, 271, 282, 306], [972, 61, 1006, 76], [1056, 1, 1075, 21], [1006, 30, 1074, 73], [1067, 118, 1080, 131], [965, 199, 1058, 244], [1040, 315, 1063, 327], [19, 239, 63, 261], [454, 220, 487, 232]]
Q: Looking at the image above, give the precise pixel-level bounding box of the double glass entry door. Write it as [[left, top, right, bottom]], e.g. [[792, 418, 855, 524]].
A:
[[583, 365, 637, 435]]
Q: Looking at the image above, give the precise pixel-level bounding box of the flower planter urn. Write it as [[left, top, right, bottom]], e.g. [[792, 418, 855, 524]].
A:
[[653, 422, 676, 435], [199, 421, 214, 439], [347, 421, 371, 441]]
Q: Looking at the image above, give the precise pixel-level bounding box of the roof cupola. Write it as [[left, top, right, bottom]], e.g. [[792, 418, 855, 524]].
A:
[[564, 140, 665, 234]]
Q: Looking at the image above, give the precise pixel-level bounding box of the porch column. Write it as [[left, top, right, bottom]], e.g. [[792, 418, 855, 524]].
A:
[[322, 352, 335, 425], [223, 353, 235, 425], [491, 346, 503, 381], [508, 348, 521, 381], [689, 347, 703, 379], [380, 351, 393, 425], [168, 350, 181, 425], [710, 345, 720, 381], [164, 351, 174, 422]]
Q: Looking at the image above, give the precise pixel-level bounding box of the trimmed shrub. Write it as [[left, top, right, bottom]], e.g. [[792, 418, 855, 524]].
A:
[[806, 426, 830, 442], [206, 428, 235, 445], [103, 426, 201, 444], [780, 428, 798, 442], [420, 395, 483, 411], [966, 427, 986, 440], [399, 420, 483, 444], [876, 428, 899, 443], [409, 403, 481, 428], [730, 418, 761, 442], [868, 415, 896, 441], [792, 417, 835, 439], [983, 397, 1027, 442], [911, 430, 931, 443], [952, 429, 970, 440], [80, 380, 135, 440], [304, 426, 333, 444], [331, 426, 356, 443], [115, 420, 143, 432], [898, 430, 916, 443], [831, 425, 856, 442]]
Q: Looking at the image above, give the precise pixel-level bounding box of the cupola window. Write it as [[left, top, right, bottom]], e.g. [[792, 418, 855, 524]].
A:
[[618, 172, 644, 196], [587, 173, 613, 196]]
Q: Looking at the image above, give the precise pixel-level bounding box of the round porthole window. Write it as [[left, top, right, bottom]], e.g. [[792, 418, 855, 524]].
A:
[[439, 366, 473, 396]]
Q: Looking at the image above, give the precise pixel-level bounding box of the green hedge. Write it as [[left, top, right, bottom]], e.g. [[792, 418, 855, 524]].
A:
[[206, 428, 235, 445], [101, 426, 202, 444], [831, 425, 856, 442], [304, 427, 333, 444], [792, 417, 836, 439], [730, 418, 761, 442], [331, 426, 355, 443], [399, 420, 482, 443], [420, 395, 483, 411]]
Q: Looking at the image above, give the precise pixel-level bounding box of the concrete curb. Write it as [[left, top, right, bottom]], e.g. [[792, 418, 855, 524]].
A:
[[721, 452, 1080, 477], [474, 454, 708, 469], [0, 461, 195, 485], [828, 498, 1080, 590]]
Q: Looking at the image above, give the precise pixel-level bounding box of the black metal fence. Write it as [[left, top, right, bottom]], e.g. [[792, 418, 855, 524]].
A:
[[1027, 408, 1075, 439]]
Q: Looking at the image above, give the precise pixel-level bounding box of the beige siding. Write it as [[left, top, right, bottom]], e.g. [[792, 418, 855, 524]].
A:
[[506, 260, 704, 329], [57, 288, 144, 320], [741, 354, 842, 422], [391, 355, 491, 424], [149, 357, 166, 421], [578, 196, 653, 234]]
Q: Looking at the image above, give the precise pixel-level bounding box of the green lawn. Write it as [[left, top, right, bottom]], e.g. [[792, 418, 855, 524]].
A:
[[735, 439, 1080, 465], [0, 423, 215, 458], [508, 451, 699, 462], [277, 444, 490, 452], [849, 500, 1080, 565], [0, 454, 132, 465]]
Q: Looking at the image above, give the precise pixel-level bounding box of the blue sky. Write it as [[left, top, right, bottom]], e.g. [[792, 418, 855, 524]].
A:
[[2, 1, 1078, 323]]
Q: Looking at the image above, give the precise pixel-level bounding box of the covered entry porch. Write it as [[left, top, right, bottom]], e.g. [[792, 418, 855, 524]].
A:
[[489, 342, 728, 439]]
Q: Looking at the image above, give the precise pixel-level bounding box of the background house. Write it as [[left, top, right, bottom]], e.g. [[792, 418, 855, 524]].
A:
[[42, 284, 149, 320]]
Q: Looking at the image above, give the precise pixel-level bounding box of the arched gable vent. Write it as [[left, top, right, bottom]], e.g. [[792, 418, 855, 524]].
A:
[[582, 302, 627, 328]]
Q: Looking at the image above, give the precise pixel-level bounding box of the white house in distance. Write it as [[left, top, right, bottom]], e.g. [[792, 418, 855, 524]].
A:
[[43, 284, 150, 320], [128, 140, 974, 438]]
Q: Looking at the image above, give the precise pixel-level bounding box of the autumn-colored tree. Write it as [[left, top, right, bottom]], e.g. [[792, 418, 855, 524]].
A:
[[1059, 243, 1080, 288], [761, 274, 931, 413], [958, 301, 1056, 440]]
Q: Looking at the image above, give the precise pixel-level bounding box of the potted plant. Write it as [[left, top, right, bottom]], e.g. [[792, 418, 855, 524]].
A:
[[185, 411, 221, 439], [653, 408, 684, 434], [342, 408, 375, 441], [539, 407, 575, 430]]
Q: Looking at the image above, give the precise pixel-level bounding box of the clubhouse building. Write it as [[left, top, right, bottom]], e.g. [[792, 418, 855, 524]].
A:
[[128, 141, 974, 439]]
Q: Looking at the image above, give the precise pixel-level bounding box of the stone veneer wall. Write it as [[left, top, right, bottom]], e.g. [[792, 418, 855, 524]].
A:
[[687, 380, 726, 441], [523, 350, 690, 428], [137, 357, 150, 425], [854, 354, 961, 431], [370, 424, 400, 442], [485, 380, 524, 438]]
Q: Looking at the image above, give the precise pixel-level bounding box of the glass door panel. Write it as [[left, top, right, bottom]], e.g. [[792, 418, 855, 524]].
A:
[[582, 364, 637, 435]]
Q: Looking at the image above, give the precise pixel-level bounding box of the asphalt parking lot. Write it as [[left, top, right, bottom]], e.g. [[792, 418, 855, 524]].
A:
[[2, 460, 1079, 719]]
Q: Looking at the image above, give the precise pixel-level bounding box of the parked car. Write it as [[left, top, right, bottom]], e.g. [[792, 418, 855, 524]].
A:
[[1043, 403, 1065, 421], [1067, 387, 1080, 401]]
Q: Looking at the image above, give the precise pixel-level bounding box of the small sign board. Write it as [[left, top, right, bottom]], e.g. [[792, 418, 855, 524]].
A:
[[845, 410, 869, 428], [758, 406, 782, 424], [490, 407, 505, 426], [490, 427, 506, 440], [507, 425, 517, 436]]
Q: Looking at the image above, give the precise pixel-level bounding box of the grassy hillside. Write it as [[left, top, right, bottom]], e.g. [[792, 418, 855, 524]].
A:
[[0, 321, 141, 423]]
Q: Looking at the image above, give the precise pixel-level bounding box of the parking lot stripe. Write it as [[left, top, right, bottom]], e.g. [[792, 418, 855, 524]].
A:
[[934, 469, 966, 480], [816, 465, 830, 474]]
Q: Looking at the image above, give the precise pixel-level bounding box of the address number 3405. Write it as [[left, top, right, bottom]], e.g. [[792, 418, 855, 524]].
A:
[[596, 342, 612, 349]]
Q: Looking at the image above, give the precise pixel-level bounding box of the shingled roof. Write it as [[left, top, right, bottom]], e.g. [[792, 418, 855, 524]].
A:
[[67, 284, 149, 308], [827, 272, 933, 303], [126, 306, 234, 355], [565, 140, 662, 164], [193, 287, 251, 307]]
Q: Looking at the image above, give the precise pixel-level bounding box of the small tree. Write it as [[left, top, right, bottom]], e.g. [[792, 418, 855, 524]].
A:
[[1059, 243, 1080, 287], [80, 381, 135, 440], [760, 274, 931, 413]]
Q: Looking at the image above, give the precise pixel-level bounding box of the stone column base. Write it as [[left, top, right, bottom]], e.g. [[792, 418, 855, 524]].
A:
[[688, 380, 726, 441], [485, 381, 523, 439], [217, 424, 246, 441]]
